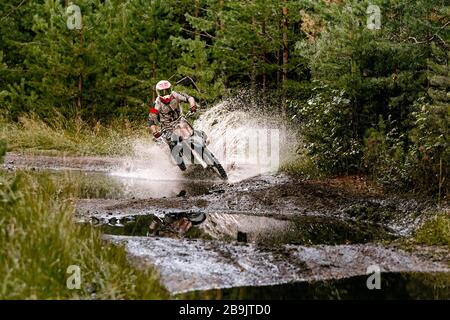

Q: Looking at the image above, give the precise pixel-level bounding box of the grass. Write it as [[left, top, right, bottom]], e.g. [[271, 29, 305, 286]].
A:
[[280, 153, 323, 179], [0, 171, 169, 299], [31, 170, 125, 200], [413, 213, 450, 247], [0, 115, 147, 156]]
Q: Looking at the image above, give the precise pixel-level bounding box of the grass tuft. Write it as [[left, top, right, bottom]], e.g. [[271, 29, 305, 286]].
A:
[[414, 213, 450, 247], [0, 172, 168, 299], [0, 115, 147, 156]]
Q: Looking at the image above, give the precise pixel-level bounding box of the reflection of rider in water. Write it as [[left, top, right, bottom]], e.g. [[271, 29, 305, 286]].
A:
[[148, 216, 192, 237], [147, 80, 197, 169], [148, 212, 206, 238]]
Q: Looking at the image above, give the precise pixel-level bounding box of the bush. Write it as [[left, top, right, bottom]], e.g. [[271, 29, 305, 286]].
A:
[[407, 100, 449, 197], [0, 139, 5, 163], [363, 99, 449, 198], [414, 214, 450, 246], [362, 117, 411, 191], [290, 84, 362, 174]]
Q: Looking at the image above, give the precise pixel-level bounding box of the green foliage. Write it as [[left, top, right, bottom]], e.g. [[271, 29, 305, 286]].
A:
[[0, 115, 145, 156], [414, 214, 450, 247], [291, 85, 362, 174], [363, 113, 412, 185], [288, 0, 449, 197], [0, 139, 5, 163], [0, 0, 187, 121], [407, 99, 449, 196], [0, 172, 168, 299], [0, 0, 448, 197]]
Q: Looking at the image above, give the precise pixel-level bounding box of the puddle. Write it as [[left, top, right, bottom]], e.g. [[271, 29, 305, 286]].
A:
[[96, 213, 212, 240], [201, 213, 396, 245], [95, 211, 396, 246], [98, 206, 444, 298], [25, 169, 215, 199], [5, 162, 447, 297], [180, 272, 450, 299]]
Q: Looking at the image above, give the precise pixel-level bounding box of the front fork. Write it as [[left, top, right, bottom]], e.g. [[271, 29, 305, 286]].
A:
[[170, 139, 209, 169]]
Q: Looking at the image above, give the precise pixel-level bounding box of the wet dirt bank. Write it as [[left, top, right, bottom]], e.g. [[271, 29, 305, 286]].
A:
[[105, 236, 449, 295]]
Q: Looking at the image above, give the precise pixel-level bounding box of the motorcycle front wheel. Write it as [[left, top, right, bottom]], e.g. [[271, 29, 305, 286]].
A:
[[202, 148, 228, 180]]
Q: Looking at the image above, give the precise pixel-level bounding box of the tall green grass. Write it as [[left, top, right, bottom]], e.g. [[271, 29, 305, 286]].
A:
[[0, 172, 168, 299], [414, 213, 450, 247], [0, 115, 147, 156]]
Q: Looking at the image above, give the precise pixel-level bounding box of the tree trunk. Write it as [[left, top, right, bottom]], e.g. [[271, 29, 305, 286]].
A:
[[262, 19, 267, 93], [77, 19, 84, 121], [281, 0, 289, 116], [152, 59, 156, 102], [251, 16, 257, 95], [194, 0, 200, 18], [282, 1, 289, 84], [218, 0, 224, 31]]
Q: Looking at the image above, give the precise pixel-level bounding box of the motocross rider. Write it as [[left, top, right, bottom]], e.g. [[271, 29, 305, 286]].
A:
[[147, 80, 197, 170]]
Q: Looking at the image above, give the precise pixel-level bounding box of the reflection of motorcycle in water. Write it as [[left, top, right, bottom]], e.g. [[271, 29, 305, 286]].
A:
[[156, 112, 228, 180], [148, 212, 207, 237]]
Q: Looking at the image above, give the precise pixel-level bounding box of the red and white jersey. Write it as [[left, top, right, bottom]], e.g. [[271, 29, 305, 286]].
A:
[[147, 91, 192, 127]]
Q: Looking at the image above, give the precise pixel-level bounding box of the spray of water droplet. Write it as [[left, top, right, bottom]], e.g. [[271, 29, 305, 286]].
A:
[[194, 98, 300, 182], [110, 96, 300, 183]]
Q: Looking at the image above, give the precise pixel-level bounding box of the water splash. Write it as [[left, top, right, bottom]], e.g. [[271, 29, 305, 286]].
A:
[[111, 139, 183, 181], [111, 96, 300, 183], [195, 98, 299, 182]]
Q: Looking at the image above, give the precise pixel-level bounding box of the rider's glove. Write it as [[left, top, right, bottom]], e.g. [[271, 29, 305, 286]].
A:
[[153, 131, 161, 139], [189, 105, 197, 113]]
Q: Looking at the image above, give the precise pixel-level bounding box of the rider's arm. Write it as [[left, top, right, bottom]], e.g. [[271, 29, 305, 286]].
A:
[[186, 95, 196, 108], [173, 92, 197, 111], [148, 106, 161, 138]]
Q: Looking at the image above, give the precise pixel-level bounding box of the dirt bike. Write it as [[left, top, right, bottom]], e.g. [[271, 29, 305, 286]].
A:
[[156, 111, 228, 180]]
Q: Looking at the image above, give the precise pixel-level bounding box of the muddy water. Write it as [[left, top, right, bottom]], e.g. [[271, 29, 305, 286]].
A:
[[3, 160, 449, 299], [97, 212, 395, 245], [22, 169, 216, 199], [180, 272, 450, 300], [39, 169, 448, 298], [67, 170, 449, 299]]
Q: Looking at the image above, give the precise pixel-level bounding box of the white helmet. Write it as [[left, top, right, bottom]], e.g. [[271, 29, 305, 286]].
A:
[[155, 80, 173, 104]]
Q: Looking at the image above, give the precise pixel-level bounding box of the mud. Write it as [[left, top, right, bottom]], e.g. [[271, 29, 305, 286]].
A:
[[76, 173, 432, 236], [3, 152, 449, 297], [106, 236, 449, 294]]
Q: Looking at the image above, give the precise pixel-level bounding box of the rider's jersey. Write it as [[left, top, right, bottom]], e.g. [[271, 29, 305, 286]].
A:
[[147, 91, 192, 128]]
